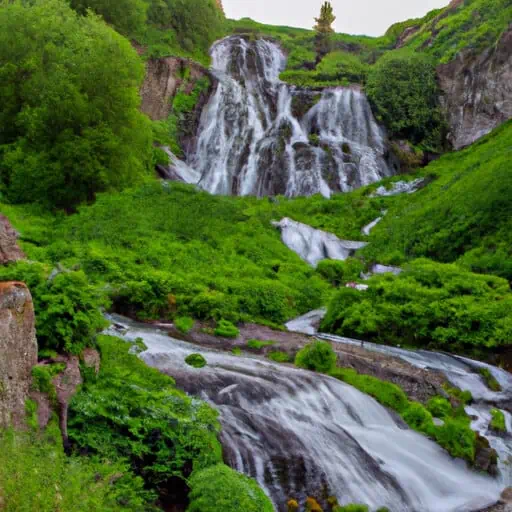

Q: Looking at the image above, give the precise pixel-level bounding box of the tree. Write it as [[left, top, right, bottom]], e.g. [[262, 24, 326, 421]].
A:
[[314, 1, 336, 59], [0, 0, 153, 210]]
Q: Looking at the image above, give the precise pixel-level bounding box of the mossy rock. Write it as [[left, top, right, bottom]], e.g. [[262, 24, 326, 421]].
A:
[[185, 354, 207, 369]]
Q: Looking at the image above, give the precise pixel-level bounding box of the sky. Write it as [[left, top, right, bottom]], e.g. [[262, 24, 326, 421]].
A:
[[222, 0, 449, 37]]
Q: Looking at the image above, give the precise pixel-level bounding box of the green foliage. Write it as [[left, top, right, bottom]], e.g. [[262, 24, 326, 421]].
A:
[[366, 49, 446, 150], [68, 335, 222, 495], [295, 341, 337, 373], [0, 422, 152, 511], [0, 261, 107, 354], [322, 259, 512, 356], [187, 464, 274, 512], [31, 363, 66, 402], [175, 316, 195, 334], [0, 0, 153, 210], [232, 347, 242, 356], [214, 319, 240, 338], [247, 339, 276, 350], [334, 505, 369, 512], [267, 351, 291, 363], [426, 397, 452, 419], [443, 384, 473, 405], [329, 367, 476, 462], [479, 368, 502, 392], [490, 409, 506, 432], [316, 258, 364, 287], [401, 0, 512, 63], [185, 353, 207, 368], [364, 112, 512, 283], [314, 2, 336, 34]]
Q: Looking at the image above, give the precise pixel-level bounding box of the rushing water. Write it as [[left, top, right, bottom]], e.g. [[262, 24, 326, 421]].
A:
[[169, 36, 393, 197], [107, 315, 502, 512]]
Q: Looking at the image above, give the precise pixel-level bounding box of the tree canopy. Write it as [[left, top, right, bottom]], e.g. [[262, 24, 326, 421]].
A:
[[0, 0, 153, 210]]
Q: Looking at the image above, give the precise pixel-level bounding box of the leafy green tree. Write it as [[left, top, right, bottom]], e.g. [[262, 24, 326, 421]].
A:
[[70, 0, 148, 36], [0, 0, 153, 210], [366, 50, 446, 150], [314, 1, 336, 58]]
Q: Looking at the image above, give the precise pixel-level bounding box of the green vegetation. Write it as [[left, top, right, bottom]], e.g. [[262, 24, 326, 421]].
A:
[[185, 353, 207, 368], [426, 397, 452, 419], [295, 341, 337, 373], [313, 1, 336, 58], [0, 0, 152, 211], [334, 505, 369, 512], [31, 363, 66, 402], [247, 339, 276, 350], [479, 368, 502, 392], [214, 319, 240, 338], [175, 316, 195, 334], [322, 259, 512, 356], [490, 409, 506, 432], [68, 336, 222, 497], [0, 262, 107, 354], [366, 50, 446, 151], [443, 384, 473, 405], [187, 464, 274, 512], [0, 420, 151, 511], [316, 258, 364, 287], [401, 0, 512, 64], [267, 351, 292, 363], [329, 368, 476, 462]]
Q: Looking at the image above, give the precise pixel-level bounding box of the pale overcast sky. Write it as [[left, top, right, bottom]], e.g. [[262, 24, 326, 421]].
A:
[[223, 0, 449, 37]]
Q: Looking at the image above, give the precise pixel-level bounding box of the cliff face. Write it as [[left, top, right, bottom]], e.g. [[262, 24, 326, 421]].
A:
[[0, 214, 25, 264], [0, 282, 38, 428], [438, 25, 512, 149]]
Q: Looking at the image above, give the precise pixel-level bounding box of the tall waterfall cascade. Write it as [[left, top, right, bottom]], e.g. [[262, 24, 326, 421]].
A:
[[107, 315, 502, 512], [171, 36, 393, 197]]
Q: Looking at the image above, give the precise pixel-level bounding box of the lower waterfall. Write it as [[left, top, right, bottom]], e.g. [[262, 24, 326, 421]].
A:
[[107, 315, 501, 512], [170, 36, 393, 197]]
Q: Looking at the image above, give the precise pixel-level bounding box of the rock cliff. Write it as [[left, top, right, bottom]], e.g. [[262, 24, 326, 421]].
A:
[[0, 214, 25, 264], [0, 282, 38, 428], [438, 25, 512, 149]]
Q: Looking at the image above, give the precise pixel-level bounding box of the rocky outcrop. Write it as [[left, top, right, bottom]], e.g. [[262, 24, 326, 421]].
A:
[[0, 214, 25, 264], [438, 25, 512, 149], [0, 282, 38, 428], [140, 57, 211, 121]]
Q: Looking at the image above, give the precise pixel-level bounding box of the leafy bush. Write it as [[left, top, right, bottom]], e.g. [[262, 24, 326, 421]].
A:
[[490, 409, 506, 432], [185, 353, 207, 369], [402, 402, 435, 434], [186, 464, 273, 512], [295, 341, 337, 373], [175, 316, 195, 334], [247, 339, 275, 350], [214, 320, 240, 339], [69, 336, 222, 495], [433, 419, 476, 462], [0, 262, 107, 354], [31, 364, 66, 402], [267, 351, 291, 363], [322, 259, 512, 356], [0, 421, 152, 511], [443, 384, 473, 405], [366, 49, 446, 151], [0, 0, 152, 210], [316, 258, 364, 287]]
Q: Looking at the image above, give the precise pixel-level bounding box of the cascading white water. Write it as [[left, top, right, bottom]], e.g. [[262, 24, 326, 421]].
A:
[[171, 36, 393, 197], [107, 315, 501, 512]]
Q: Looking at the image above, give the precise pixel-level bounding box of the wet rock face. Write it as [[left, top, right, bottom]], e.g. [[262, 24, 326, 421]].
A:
[[0, 282, 38, 428], [438, 25, 512, 150], [0, 214, 25, 264]]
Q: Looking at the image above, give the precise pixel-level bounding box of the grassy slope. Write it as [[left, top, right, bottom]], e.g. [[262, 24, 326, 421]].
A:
[[363, 120, 512, 281]]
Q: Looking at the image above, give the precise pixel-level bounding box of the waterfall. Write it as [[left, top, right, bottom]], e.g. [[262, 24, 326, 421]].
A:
[[172, 36, 393, 197], [107, 315, 501, 512]]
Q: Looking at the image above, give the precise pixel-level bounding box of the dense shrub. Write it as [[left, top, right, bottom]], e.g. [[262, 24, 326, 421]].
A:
[[316, 258, 364, 287], [366, 50, 446, 150], [0, 0, 152, 210], [490, 409, 506, 432], [426, 397, 452, 419], [433, 419, 476, 462], [185, 353, 207, 368], [187, 464, 274, 512], [322, 259, 512, 356], [0, 421, 152, 511], [402, 402, 435, 434], [295, 341, 337, 373], [31, 363, 66, 402], [69, 336, 222, 495], [0, 262, 107, 354]]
